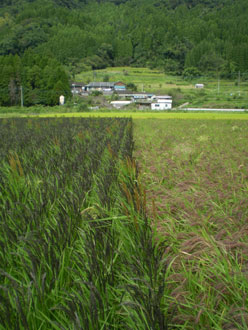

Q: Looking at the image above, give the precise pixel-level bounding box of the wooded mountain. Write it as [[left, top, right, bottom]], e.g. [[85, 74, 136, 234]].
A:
[[0, 0, 247, 105]]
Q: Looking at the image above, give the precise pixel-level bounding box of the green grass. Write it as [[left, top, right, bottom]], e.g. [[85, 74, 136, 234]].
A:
[[0, 117, 170, 329], [1, 111, 248, 120], [134, 118, 248, 329]]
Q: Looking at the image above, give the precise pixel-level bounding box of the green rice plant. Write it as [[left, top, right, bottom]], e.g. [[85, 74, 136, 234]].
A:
[[0, 116, 173, 329]]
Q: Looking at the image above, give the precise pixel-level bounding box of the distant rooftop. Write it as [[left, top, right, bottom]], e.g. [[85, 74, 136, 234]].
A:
[[116, 90, 136, 95], [86, 82, 115, 87], [156, 95, 172, 99], [70, 82, 85, 87]]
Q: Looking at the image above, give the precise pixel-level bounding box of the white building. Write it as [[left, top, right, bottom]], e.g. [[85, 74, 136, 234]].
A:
[[151, 95, 172, 110], [110, 100, 132, 109], [195, 83, 204, 89], [59, 95, 65, 105]]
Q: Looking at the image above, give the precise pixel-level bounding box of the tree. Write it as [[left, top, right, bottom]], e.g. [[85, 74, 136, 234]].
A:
[[126, 82, 137, 91], [182, 66, 201, 79], [0, 0, 248, 82], [220, 61, 237, 79], [164, 58, 181, 74]]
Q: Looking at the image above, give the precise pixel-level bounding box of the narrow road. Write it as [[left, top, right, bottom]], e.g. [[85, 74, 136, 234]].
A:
[[183, 107, 246, 112]]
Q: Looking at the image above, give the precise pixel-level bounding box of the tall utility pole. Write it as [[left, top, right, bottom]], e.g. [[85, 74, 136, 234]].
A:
[[72, 83, 76, 104], [238, 71, 240, 96], [20, 86, 24, 107]]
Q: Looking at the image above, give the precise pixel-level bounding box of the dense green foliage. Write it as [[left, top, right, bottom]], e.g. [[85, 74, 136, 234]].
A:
[[0, 0, 247, 73], [0, 0, 248, 105], [0, 52, 71, 106], [0, 117, 170, 329]]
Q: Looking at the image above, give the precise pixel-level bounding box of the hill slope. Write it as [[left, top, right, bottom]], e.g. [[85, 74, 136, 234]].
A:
[[0, 0, 248, 106], [0, 0, 247, 75]]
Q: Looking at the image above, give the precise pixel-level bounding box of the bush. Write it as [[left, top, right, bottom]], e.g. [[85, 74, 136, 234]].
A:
[[91, 90, 103, 96], [77, 103, 89, 112], [126, 83, 137, 91], [183, 67, 201, 79], [103, 74, 110, 82]]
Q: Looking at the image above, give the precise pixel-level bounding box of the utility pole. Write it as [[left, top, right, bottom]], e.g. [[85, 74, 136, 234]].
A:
[[72, 83, 76, 104], [238, 71, 240, 96], [20, 86, 24, 107]]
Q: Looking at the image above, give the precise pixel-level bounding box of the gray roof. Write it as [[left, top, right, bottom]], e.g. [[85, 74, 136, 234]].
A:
[[116, 90, 134, 95], [116, 91, 154, 96], [70, 82, 85, 87], [156, 95, 172, 99], [86, 82, 115, 88]]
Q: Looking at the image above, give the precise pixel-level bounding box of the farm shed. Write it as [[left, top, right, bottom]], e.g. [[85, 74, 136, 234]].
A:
[[70, 82, 85, 94], [195, 83, 204, 88]]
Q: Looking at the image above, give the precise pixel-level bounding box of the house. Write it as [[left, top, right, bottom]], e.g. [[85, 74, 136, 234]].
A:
[[115, 90, 136, 99], [85, 82, 114, 92], [113, 81, 126, 91], [116, 91, 154, 101], [116, 91, 151, 98], [151, 95, 172, 110], [115, 91, 172, 110], [195, 83, 204, 89], [132, 92, 154, 101], [70, 82, 85, 94], [85, 81, 126, 93]]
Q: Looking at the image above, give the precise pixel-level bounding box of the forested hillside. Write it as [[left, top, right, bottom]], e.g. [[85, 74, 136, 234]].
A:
[[0, 0, 248, 105]]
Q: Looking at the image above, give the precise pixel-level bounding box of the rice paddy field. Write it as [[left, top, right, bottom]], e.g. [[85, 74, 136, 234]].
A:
[[1, 114, 248, 329], [134, 118, 248, 329]]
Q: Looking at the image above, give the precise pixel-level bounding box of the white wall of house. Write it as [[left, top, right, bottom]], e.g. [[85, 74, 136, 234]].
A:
[[151, 100, 172, 110]]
